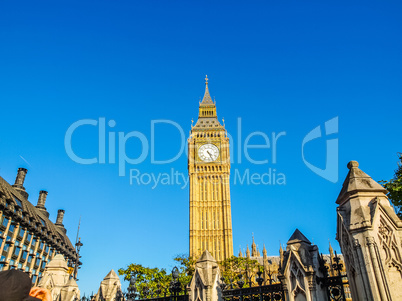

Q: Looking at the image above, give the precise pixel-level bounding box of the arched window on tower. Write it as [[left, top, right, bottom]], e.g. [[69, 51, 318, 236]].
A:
[[200, 179, 203, 201], [204, 180, 208, 201]]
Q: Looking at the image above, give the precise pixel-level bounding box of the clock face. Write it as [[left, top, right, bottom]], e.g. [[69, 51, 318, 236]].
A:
[[198, 143, 220, 162]]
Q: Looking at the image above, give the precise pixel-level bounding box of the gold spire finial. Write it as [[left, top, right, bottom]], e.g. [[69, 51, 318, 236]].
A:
[[205, 75, 209, 85]]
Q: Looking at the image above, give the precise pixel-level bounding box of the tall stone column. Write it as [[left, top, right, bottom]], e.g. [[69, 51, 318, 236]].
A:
[[188, 250, 222, 301], [336, 161, 402, 301]]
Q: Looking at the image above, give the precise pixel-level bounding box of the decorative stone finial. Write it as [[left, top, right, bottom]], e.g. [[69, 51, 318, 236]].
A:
[[205, 75, 208, 85], [347, 161, 359, 169]]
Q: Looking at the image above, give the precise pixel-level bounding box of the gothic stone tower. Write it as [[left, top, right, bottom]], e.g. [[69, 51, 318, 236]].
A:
[[188, 76, 233, 261], [336, 161, 402, 301]]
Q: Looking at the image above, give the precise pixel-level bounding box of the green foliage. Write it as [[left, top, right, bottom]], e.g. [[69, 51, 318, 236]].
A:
[[118, 254, 195, 298], [381, 153, 402, 219], [119, 254, 265, 296], [173, 254, 196, 286], [219, 256, 261, 287]]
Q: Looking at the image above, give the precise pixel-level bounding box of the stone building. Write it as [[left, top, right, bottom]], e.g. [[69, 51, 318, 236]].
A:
[[188, 250, 221, 301], [93, 270, 122, 301], [0, 167, 77, 285], [190, 231, 347, 301], [235, 231, 352, 300], [336, 161, 402, 300], [188, 76, 233, 260], [237, 235, 281, 284], [38, 254, 80, 300]]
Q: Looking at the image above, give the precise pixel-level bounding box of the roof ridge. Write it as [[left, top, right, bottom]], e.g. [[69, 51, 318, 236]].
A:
[[0, 175, 76, 254]]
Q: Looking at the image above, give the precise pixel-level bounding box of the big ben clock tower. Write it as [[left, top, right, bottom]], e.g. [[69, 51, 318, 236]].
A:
[[188, 76, 233, 261]]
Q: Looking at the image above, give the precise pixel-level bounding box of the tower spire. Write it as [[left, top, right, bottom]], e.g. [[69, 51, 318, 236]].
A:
[[329, 240, 334, 257], [201, 75, 213, 104], [251, 233, 258, 257]]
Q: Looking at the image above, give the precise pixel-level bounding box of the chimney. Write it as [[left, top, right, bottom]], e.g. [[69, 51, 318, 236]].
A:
[[37, 190, 48, 208], [55, 209, 67, 234], [56, 209, 65, 225], [12, 168, 29, 199], [36, 190, 50, 217], [14, 167, 28, 188]]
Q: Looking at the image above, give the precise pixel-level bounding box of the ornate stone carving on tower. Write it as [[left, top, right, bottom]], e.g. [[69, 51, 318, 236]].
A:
[[38, 254, 80, 301], [336, 161, 402, 301], [188, 250, 222, 301], [94, 270, 122, 301], [279, 229, 328, 301], [188, 76, 233, 260]]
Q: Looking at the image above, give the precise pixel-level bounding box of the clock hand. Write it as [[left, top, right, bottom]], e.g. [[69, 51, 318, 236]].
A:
[[206, 150, 213, 159]]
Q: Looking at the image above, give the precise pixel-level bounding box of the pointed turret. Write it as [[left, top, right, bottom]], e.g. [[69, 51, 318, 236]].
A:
[[263, 244, 267, 259], [251, 234, 258, 257], [329, 241, 334, 257], [190, 250, 221, 301], [279, 244, 284, 264], [193, 76, 223, 130], [198, 249, 217, 263], [238, 247, 243, 257], [95, 269, 122, 301], [104, 269, 119, 281], [336, 160, 387, 204], [336, 160, 400, 230], [328, 241, 335, 276], [336, 160, 402, 299], [287, 229, 312, 245], [201, 75, 214, 104], [246, 245, 250, 258]]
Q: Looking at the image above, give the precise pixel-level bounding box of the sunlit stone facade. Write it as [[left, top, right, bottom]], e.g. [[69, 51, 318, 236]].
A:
[[188, 77, 233, 260]]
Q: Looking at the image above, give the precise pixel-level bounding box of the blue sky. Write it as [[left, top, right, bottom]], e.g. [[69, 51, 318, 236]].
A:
[[1, 0, 401, 295]]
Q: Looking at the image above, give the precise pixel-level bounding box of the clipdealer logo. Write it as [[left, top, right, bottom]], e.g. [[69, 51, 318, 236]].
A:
[[64, 117, 339, 188]]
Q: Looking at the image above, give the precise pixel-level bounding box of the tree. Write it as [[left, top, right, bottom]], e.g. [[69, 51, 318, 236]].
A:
[[119, 254, 263, 296], [118, 254, 195, 298], [381, 153, 402, 219], [173, 254, 196, 286], [219, 256, 261, 287]]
